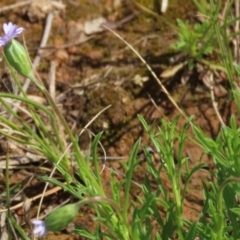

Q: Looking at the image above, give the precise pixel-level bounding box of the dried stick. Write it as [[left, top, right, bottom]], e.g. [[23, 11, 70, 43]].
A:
[[48, 61, 56, 99], [0, 185, 63, 213], [209, 73, 225, 126], [36, 105, 112, 218], [234, 0, 240, 62], [103, 25, 189, 121], [0, 0, 34, 12], [23, 12, 54, 92]]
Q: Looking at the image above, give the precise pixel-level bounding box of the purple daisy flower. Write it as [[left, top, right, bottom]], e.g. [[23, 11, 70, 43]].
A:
[[0, 22, 24, 47], [31, 219, 47, 237]]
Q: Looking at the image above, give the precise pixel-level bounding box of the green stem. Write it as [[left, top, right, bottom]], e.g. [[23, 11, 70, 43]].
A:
[[29, 76, 106, 196], [79, 197, 130, 239], [40, 85, 130, 239], [216, 178, 240, 239], [209, 0, 240, 110], [172, 177, 184, 239]]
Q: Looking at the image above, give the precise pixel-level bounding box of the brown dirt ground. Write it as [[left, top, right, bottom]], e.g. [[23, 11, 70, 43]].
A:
[[0, 0, 236, 239]]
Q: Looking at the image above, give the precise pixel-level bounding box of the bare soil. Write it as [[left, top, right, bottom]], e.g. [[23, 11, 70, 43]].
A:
[[0, 0, 235, 239]]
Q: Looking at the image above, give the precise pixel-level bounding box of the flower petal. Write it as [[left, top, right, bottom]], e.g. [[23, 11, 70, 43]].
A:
[[3, 22, 13, 34], [31, 220, 44, 225], [1, 22, 24, 46], [33, 225, 46, 236], [0, 38, 5, 47], [31, 219, 47, 237], [16, 27, 24, 34]]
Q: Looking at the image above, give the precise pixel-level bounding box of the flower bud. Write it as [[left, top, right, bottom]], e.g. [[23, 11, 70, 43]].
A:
[[45, 202, 81, 231], [3, 39, 35, 80], [31, 220, 47, 237]]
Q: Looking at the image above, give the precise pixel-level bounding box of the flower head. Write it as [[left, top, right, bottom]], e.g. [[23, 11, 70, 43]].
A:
[[31, 219, 47, 237], [3, 39, 35, 79], [45, 202, 81, 231], [0, 22, 34, 79], [0, 22, 24, 47]]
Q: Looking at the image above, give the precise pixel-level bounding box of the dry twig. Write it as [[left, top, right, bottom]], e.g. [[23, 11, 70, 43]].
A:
[[0, 0, 34, 12], [48, 61, 56, 100], [103, 25, 189, 121], [36, 105, 112, 218], [209, 73, 225, 126]]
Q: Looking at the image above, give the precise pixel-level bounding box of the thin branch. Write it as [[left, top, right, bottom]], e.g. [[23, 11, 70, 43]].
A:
[[103, 25, 189, 120], [209, 73, 225, 126], [23, 12, 54, 92], [48, 61, 56, 100], [0, 0, 34, 12], [0, 185, 63, 213], [36, 105, 112, 218]]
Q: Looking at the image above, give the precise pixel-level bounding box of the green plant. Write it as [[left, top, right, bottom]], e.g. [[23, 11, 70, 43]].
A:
[[171, 19, 214, 57], [3, 1, 240, 239], [171, 18, 215, 69]]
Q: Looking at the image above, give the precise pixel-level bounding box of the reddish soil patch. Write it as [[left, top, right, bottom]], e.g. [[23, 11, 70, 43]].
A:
[[0, 0, 233, 239]]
